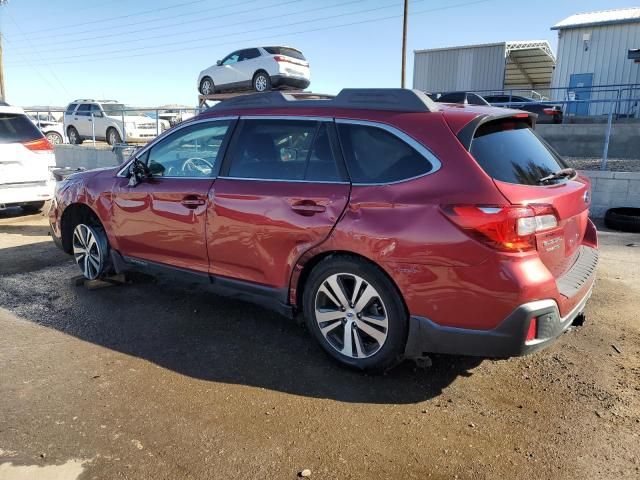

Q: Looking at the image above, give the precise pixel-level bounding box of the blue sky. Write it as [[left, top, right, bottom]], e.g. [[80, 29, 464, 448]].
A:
[[1, 0, 638, 107]]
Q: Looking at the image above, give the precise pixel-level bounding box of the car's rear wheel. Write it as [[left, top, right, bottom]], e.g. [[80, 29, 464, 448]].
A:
[[46, 132, 63, 144], [67, 126, 82, 145], [199, 77, 215, 95], [107, 127, 121, 146], [253, 71, 271, 92], [21, 201, 45, 213], [303, 256, 408, 371], [72, 223, 110, 280]]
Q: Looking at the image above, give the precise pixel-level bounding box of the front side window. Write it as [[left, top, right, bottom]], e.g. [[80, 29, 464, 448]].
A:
[[65, 103, 78, 115], [337, 123, 434, 184], [144, 121, 231, 177], [222, 52, 240, 65]]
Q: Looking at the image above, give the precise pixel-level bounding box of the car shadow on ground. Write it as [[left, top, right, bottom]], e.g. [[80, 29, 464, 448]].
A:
[[0, 240, 484, 404]]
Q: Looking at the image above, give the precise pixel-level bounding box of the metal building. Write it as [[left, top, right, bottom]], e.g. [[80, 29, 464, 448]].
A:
[[412, 41, 555, 94], [551, 7, 640, 116]]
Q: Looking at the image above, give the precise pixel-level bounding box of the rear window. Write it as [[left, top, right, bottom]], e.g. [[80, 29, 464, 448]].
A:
[[0, 113, 43, 144], [264, 46, 305, 60], [470, 121, 566, 185]]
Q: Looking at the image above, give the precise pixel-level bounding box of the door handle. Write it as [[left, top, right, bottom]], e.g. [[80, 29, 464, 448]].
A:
[[181, 197, 206, 208], [291, 201, 326, 216]]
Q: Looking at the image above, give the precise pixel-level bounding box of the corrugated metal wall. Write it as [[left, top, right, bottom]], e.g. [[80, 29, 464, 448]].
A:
[[551, 23, 640, 115], [413, 43, 506, 92]]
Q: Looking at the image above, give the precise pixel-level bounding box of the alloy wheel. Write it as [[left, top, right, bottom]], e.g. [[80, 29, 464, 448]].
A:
[[255, 75, 268, 92], [201, 79, 213, 95], [314, 273, 389, 359], [68, 128, 78, 144], [72, 224, 103, 280], [46, 132, 63, 144]]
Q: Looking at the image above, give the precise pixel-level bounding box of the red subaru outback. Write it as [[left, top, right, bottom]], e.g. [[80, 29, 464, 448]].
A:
[[49, 89, 598, 371]]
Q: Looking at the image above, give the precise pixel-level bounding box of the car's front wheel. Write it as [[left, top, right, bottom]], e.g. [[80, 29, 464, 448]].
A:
[[107, 127, 122, 146], [72, 223, 110, 280], [253, 71, 271, 92], [303, 256, 408, 371], [199, 77, 215, 95]]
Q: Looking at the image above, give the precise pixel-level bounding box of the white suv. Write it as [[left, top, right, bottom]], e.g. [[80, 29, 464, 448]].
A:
[[0, 102, 56, 212], [197, 46, 310, 95], [63, 100, 163, 145]]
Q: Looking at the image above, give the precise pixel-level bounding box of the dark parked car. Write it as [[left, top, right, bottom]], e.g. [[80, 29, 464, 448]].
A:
[[435, 91, 490, 106], [483, 94, 563, 123], [49, 89, 597, 371]]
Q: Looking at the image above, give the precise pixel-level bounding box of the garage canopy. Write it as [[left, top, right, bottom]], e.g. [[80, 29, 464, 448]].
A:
[[504, 40, 555, 90]]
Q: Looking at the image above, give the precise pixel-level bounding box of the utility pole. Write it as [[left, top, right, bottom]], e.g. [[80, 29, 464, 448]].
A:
[[401, 0, 408, 88], [0, 0, 7, 102]]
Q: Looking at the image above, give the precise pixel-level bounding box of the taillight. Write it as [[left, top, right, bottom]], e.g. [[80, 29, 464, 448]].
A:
[[526, 317, 537, 342], [543, 108, 560, 115], [442, 204, 558, 252], [23, 137, 54, 154], [273, 55, 308, 67]]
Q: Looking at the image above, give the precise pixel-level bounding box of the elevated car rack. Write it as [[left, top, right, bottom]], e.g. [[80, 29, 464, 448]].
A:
[[207, 88, 439, 113]]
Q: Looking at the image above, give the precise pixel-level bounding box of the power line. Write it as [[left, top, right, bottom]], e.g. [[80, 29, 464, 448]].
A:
[[7, 0, 492, 67], [9, 0, 308, 51], [13, 0, 207, 36], [9, 0, 421, 63], [10, 0, 267, 43]]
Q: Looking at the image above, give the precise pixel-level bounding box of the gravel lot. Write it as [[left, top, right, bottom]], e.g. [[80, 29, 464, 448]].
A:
[[0, 207, 639, 479]]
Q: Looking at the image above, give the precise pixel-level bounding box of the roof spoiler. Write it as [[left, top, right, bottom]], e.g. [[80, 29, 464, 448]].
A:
[[456, 112, 537, 150], [208, 88, 440, 113]]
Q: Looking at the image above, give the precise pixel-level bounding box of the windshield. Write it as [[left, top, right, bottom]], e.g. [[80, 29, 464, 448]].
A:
[[470, 120, 567, 185]]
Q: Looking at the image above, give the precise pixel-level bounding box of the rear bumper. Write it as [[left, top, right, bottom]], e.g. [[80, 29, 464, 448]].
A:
[[405, 283, 594, 358], [0, 182, 54, 207], [271, 75, 310, 89]]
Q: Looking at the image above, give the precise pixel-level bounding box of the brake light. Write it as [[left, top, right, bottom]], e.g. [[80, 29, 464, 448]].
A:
[[273, 55, 308, 67], [442, 204, 558, 252], [543, 108, 560, 115], [22, 137, 54, 154], [526, 317, 537, 342]]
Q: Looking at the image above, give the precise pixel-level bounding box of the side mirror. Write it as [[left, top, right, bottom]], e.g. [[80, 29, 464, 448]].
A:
[[127, 159, 151, 187], [216, 60, 222, 66]]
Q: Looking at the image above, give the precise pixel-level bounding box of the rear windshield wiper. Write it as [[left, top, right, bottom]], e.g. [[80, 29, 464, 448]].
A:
[[537, 168, 576, 184]]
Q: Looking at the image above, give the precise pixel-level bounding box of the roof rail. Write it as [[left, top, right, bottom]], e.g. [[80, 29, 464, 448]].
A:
[[208, 88, 439, 113]]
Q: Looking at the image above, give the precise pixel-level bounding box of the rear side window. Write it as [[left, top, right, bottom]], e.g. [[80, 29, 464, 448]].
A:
[[337, 123, 434, 184], [470, 121, 566, 185], [224, 119, 344, 182], [0, 113, 43, 144], [66, 103, 78, 114], [264, 46, 305, 60], [239, 48, 261, 60]]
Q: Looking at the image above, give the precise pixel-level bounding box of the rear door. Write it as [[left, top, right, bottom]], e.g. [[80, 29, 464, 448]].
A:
[[468, 118, 591, 279], [0, 112, 51, 186], [208, 117, 349, 288], [111, 119, 234, 273]]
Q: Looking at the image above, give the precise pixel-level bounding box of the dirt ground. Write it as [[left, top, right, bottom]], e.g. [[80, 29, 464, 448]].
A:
[[0, 207, 638, 480]]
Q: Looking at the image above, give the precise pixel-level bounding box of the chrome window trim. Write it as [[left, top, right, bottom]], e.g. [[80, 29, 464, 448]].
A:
[[335, 118, 442, 186], [221, 176, 350, 185], [116, 116, 238, 178]]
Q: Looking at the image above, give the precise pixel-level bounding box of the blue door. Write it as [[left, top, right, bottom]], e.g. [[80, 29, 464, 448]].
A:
[[567, 73, 593, 116]]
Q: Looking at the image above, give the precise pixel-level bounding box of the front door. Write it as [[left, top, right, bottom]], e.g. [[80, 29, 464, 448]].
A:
[[111, 119, 234, 273], [208, 118, 350, 289], [568, 73, 593, 116]]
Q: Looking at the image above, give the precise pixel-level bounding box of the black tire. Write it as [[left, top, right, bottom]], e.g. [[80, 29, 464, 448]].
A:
[[302, 255, 408, 372], [253, 71, 271, 92], [21, 201, 45, 213], [106, 127, 122, 146], [199, 77, 215, 95], [71, 222, 112, 280], [67, 126, 82, 145], [604, 208, 640, 233]]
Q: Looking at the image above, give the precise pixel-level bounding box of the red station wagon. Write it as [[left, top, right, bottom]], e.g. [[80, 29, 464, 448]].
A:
[[49, 89, 598, 371]]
